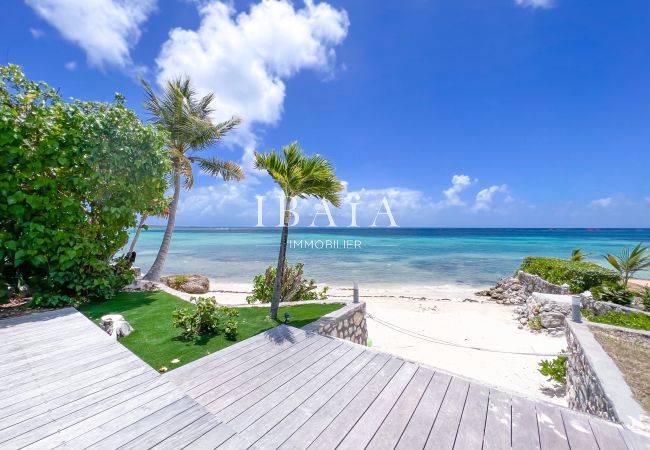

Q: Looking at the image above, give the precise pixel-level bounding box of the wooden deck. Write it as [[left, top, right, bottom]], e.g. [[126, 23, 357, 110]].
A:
[[2, 308, 650, 449]]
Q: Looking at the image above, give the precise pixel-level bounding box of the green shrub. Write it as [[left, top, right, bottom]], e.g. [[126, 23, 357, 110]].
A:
[[539, 355, 567, 384], [172, 297, 239, 338], [639, 287, 650, 311], [591, 282, 635, 305], [169, 275, 189, 290], [529, 316, 542, 330], [0, 65, 169, 306], [519, 257, 619, 293], [584, 310, 650, 331], [246, 262, 328, 304]]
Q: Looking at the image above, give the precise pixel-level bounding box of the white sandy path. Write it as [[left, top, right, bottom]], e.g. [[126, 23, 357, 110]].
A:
[[168, 280, 568, 405]]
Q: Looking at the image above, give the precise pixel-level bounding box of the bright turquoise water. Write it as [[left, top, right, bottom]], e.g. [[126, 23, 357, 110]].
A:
[[129, 228, 650, 287]]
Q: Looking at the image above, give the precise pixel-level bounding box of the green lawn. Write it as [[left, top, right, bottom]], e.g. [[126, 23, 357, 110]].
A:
[[78, 291, 343, 371]]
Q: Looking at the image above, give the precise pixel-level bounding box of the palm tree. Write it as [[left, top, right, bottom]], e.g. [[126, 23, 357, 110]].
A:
[[141, 77, 243, 281], [254, 142, 343, 319], [570, 248, 590, 262], [604, 243, 650, 286], [126, 203, 170, 256]]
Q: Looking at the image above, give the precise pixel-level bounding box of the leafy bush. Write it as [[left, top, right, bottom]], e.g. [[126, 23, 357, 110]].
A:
[[539, 355, 567, 384], [519, 257, 619, 293], [172, 297, 239, 339], [590, 282, 635, 306], [584, 310, 650, 331], [639, 287, 650, 311], [246, 262, 329, 304], [0, 65, 169, 306], [529, 316, 542, 330]]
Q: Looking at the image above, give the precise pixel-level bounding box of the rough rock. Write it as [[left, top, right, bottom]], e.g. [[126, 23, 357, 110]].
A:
[[122, 280, 158, 292], [540, 312, 566, 329], [100, 314, 133, 339], [478, 271, 570, 305], [160, 274, 210, 294]]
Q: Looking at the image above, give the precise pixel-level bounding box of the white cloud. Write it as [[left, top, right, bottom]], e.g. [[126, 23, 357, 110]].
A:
[[64, 61, 77, 71], [29, 27, 44, 39], [473, 185, 509, 212], [441, 174, 473, 206], [589, 197, 613, 208], [25, 0, 156, 68], [154, 0, 349, 167], [515, 0, 554, 9]]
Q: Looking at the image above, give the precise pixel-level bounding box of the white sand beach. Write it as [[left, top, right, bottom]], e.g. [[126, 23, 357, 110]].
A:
[[196, 280, 568, 406]]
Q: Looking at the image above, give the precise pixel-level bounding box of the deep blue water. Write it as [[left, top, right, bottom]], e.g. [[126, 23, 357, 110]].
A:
[[129, 228, 650, 287]]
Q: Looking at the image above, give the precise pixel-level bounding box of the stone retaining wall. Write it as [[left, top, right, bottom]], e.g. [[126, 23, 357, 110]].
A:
[[302, 302, 368, 345], [479, 271, 570, 305], [565, 319, 648, 432]]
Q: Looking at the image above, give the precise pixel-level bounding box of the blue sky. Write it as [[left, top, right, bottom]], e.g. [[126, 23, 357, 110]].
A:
[[3, 0, 650, 227]]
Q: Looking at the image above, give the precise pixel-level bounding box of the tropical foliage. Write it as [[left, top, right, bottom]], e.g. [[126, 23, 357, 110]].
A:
[[0, 65, 169, 305], [604, 243, 650, 286], [570, 248, 591, 262], [539, 355, 567, 384], [140, 76, 243, 281], [519, 257, 619, 293], [172, 296, 239, 339], [590, 282, 635, 306], [246, 262, 329, 304], [584, 310, 650, 331], [254, 142, 343, 319]]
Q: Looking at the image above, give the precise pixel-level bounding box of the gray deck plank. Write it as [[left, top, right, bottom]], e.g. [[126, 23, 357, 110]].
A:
[[482, 389, 512, 450], [98, 396, 198, 449], [210, 339, 346, 422], [195, 335, 331, 406], [396, 371, 452, 449], [338, 361, 419, 450], [154, 413, 224, 450], [226, 341, 350, 432], [308, 356, 404, 449], [185, 333, 314, 397], [535, 402, 569, 450], [254, 350, 377, 449], [119, 407, 209, 449], [237, 345, 366, 449], [589, 417, 629, 450], [279, 352, 392, 450], [621, 428, 650, 450], [560, 409, 600, 450], [361, 366, 435, 450], [511, 395, 541, 450], [189, 422, 239, 449], [453, 383, 490, 450], [424, 375, 470, 450]]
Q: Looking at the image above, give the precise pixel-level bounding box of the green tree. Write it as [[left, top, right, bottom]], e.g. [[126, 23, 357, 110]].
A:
[[0, 65, 169, 305], [254, 142, 343, 319], [605, 243, 650, 286], [140, 77, 243, 281]]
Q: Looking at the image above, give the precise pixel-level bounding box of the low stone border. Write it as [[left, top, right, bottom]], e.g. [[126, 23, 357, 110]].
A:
[[302, 302, 368, 346], [565, 318, 650, 433]]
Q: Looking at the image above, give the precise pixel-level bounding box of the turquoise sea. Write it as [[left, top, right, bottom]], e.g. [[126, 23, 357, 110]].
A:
[[130, 228, 650, 287]]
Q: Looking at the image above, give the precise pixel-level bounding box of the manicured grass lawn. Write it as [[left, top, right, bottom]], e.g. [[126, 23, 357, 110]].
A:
[[78, 291, 343, 371]]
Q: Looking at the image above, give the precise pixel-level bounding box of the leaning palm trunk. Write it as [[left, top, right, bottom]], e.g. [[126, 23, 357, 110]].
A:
[[144, 171, 181, 281], [127, 213, 148, 255], [270, 197, 291, 320]]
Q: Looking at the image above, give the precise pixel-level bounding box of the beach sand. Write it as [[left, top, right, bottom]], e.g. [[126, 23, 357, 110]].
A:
[[192, 280, 568, 405]]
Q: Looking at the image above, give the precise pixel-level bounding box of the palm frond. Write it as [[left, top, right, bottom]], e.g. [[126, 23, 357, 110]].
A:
[[194, 157, 244, 182]]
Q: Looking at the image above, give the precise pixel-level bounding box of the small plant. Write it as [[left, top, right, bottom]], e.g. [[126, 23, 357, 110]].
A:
[[246, 262, 329, 304], [591, 282, 634, 306], [172, 297, 239, 338], [529, 316, 542, 330], [638, 287, 650, 311], [539, 355, 567, 384], [604, 243, 650, 286], [169, 275, 189, 289]]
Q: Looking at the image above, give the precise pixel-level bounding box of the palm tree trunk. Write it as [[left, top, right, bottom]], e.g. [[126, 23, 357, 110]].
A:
[[127, 213, 148, 255], [143, 172, 181, 281], [270, 196, 291, 320]]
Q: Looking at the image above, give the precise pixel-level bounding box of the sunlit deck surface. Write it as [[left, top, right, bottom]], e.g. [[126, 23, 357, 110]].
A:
[[1, 308, 649, 449]]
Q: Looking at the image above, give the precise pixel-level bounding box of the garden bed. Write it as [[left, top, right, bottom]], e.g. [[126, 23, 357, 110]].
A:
[[591, 327, 650, 415], [78, 291, 344, 371]]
